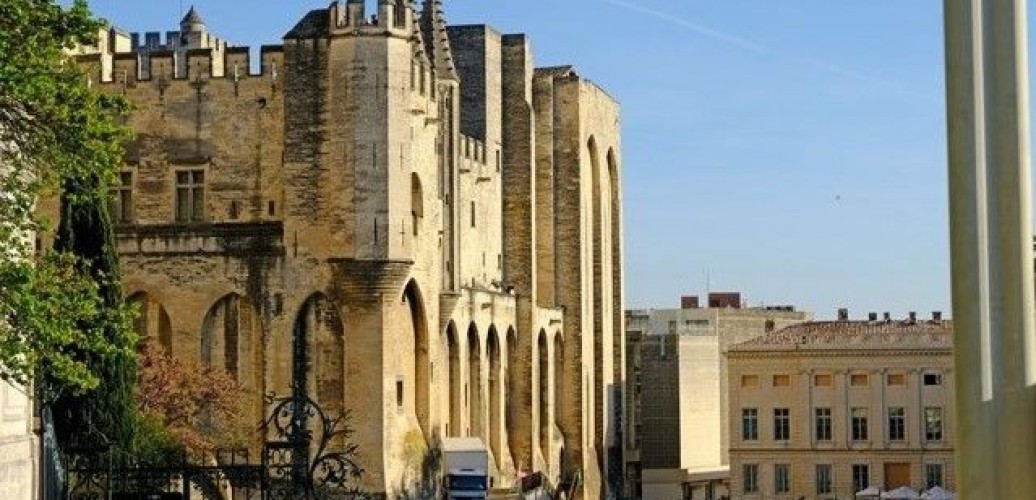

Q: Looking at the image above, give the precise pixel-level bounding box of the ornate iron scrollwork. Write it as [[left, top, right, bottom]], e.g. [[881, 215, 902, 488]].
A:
[[261, 392, 367, 499]]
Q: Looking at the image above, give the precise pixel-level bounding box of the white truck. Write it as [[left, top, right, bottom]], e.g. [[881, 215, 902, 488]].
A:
[[442, 437, 490, 499]]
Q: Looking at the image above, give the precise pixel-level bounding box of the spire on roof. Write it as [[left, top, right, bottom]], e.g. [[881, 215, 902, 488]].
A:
[[410, 2, 429, 63], [420, 0, 457, 81], [180, 5, 206, 32]]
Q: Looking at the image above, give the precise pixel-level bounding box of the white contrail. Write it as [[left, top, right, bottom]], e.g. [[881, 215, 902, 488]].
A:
[[602, 0, 922, 94]]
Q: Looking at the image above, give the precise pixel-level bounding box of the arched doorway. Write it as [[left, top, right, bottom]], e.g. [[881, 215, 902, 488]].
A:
[[127, 292, 172, 354], [487, 326, 502, 463], [446, 322, 461, 437], [404, 280, 430, 436], [467, 323, 482, 438]]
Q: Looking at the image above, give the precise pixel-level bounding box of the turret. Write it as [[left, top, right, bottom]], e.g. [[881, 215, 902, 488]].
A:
[[180, 6, 206, 35]]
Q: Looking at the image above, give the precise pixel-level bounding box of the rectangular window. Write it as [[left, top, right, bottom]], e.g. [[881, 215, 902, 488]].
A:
[[851, 373, 869, 387], [741, 375, 760, 388], [815, 407, 832, 441], [814, 374, 833, 387], [772, 374, 791, 387], [815, 464, 833, 495], [396, 379, 404, 409], [773, 408, 790, 441], [852, 407, 869, 441], [111, 171, 133, 224], [925, 407, 944, 441], [742, 408, 758, 441], [175, 169, 205, 222], [889, 407, 906, 441], [925, 463, 944, 488], [924, 373, 943, 386], [470, 201, 476, 227], [774, 464, 790, 494], [852, 464, 870, 493], [887, 373, 907, 386], [742, 464, 759, 494]]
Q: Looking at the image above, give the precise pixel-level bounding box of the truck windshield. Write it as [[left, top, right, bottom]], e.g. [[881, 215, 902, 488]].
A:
[[447, 475, 488, 491]]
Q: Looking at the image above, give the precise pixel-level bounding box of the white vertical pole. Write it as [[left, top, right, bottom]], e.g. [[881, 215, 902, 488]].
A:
[[983, 1, 1036, 498], [946, 0, 1036, 497]]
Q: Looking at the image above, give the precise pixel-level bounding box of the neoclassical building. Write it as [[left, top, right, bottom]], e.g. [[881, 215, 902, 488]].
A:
[[727, 312, 955, 499], [70, 1, 624, 497]]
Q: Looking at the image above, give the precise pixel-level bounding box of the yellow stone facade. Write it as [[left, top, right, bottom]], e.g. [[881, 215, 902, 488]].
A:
[[71, 2, 624, 497], [726, 315, 955, 499]]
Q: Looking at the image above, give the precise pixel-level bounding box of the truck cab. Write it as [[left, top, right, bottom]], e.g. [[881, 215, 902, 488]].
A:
[[442, 437, 490, 499]]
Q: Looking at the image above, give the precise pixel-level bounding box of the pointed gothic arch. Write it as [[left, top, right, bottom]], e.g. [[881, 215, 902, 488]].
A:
[[467, 323, 483, 438], [588, 135, 608, 459], [505, 326, 520, 465], [127, 291, 172, 354], [446, 321, 461, 437], [293, 293, 346, 417], [487, 326, 502, 464], [200, 293, 259, 385], [554, 331, 564, 431], [538, 329, 550, 458], [403, 280, 430, 436]]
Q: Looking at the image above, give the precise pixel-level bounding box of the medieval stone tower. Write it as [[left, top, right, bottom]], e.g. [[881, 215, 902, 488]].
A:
[[76, 2, 624, 497]]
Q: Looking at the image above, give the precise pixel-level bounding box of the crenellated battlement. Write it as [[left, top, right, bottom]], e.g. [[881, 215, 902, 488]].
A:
[[79, 45, 284, 85], [460, 135, 488, 167], [128, 29, 229, 55], [326, 0, 414, 35]]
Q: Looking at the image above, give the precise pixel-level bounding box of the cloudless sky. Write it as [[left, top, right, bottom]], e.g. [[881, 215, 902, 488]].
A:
[[80, 1, 1036, 319]]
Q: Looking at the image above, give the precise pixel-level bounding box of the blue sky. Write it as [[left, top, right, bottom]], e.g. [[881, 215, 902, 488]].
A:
[[82, 1, 998, 319]]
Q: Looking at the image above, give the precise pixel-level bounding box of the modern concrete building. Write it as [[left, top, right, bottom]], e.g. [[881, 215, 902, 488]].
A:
[[727, 312, 955, 499], [623, 294, 810, 499]]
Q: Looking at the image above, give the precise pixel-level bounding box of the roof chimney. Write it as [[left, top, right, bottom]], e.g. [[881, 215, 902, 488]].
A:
[[932, 311, 943, 322], [837, 308, 849, 321], [868, 312, 878, 322], [883, 312, 891, 322], [909, 311, 917, 323]]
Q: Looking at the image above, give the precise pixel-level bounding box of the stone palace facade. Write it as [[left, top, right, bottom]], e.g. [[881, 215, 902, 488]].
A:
[[72, 1, 625, 497]]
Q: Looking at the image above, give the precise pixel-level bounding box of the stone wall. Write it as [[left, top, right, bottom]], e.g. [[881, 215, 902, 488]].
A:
[[74, 3, 624, 497], [0, 382, 35, 500]]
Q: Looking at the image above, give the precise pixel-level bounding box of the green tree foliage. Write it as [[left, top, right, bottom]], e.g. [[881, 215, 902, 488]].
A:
[[0, 0, 136, 458]]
